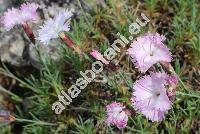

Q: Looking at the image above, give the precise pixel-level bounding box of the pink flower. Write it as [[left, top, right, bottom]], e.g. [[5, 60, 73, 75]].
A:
[[127, 33, 172, 72], [1, 8, 21, 31], [20, 2, 39, 22], [166, 75, 178, 88], [90, 50, 109, 64], [105, 102, 128, 129], [132, 72, 172, 122], [141, 109, 165, 122], [165, 75, 178, 97], [1, 2, 38, 31]]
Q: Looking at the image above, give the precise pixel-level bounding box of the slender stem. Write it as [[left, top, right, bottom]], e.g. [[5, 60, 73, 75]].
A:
[[0, 86, 22, 101], [119, 71, 132, 89], [67, 106, 91, 111], [0, 67, 40, 94], [178, 77, 190, 91], [176, 91, 200, 99], [15, 118, 56, 126], [77, 0, 91, 26]]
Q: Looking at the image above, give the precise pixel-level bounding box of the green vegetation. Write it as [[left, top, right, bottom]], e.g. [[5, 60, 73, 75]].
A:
[[0, 0, 199, 133]]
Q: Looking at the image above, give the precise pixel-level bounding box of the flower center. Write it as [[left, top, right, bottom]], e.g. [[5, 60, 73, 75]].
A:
[[154, 90, 161, 97], [150, 51, 154, 56], [156, 92, 160, 96]]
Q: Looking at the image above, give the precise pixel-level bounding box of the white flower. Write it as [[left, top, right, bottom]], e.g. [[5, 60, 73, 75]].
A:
[[37, 9, 73, 45]]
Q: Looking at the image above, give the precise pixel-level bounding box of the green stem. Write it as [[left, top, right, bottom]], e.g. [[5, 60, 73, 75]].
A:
[[119, 71, 132, 89], [15, 118, 56, 126], [0, 66, 40, 94], [77, 0, 91, 27], [0, 85, 22, 101], [176, 91, 200, 99]]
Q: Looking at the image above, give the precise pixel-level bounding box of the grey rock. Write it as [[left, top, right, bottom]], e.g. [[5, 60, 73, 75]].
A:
[[0, 0, 29, 66], [0, 31, 29, 66], [0, 0, 11, 14], [28, 42, 61, 69]]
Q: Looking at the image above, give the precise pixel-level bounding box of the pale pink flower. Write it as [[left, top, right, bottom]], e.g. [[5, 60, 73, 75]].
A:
[[132, 72, 172, 122], [166, 75, 178, 88], [141, 109, 165, 122], [20, 2, 39, 22], [105, 102, 128, 129], [90, 50, 109, 64], [1, 2, 38, 31], [165, 75, 178, 97], [1, 8, 21, 31], [127, 33, 172, 72], [37, 9, 72, 45]]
